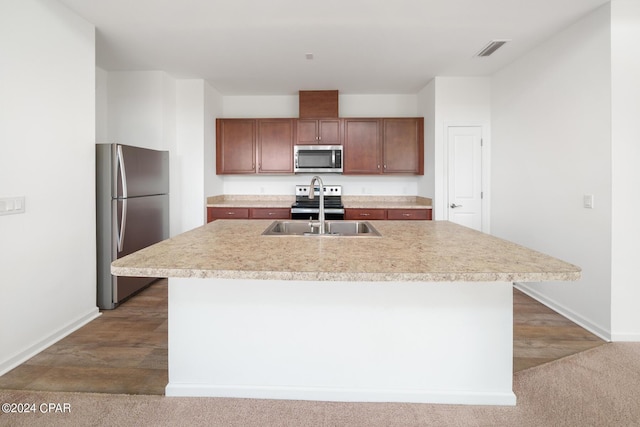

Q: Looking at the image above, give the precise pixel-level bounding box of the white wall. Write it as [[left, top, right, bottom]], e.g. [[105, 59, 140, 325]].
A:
[[96, 67, 109, 142], [106, 71, 175, 149], [176, 81, 206, 232], [174, 80, 224, 233], [0, 0, 99, 374], [221, 93, 422, 196], [204, 83, 224, 208], [429, 77, 491, 224], [491, 5, 612, 338], [417, 80, 436, 201], [102, 71, 189, 235], [610, 0, 640, 341], [100, 74, 225, 235]]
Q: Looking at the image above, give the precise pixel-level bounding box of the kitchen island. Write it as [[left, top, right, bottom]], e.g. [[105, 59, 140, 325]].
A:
[[111, 220, 580, 405]]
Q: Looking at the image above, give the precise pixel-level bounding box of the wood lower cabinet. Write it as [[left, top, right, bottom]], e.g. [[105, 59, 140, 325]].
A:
[[207, 207, 291, 223], [344, 209, 386, 220], [207, 207, 250, 222], [216, 119, 294, 174], [249, 208, 291, 219], [387, 208, 432, 220], [345, 208, 432, 221]]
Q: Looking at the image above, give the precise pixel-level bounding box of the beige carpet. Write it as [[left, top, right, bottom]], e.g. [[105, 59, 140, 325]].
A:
[[1, 343, 639, 427]]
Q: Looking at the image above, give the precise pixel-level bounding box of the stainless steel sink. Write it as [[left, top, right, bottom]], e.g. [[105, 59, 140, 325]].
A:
[[262, 220, 381, 237]]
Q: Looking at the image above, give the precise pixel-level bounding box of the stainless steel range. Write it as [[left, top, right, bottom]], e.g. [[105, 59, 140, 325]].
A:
[[290, 184, 344, 220]]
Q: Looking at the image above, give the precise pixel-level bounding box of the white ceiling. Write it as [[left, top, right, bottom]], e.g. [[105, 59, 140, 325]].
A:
[[59, 0, 609, 95]]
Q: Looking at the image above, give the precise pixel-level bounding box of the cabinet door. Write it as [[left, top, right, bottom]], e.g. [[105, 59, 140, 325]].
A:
[[216, 119, 256, 174], [296, 119, 341, 145], [207, 207, 250, 222], [296, 120, 319, 144], [344, 208, 386, 220], [343, 119, 381, 174], [386, 209, 431, 220], [257, 119, 294, 174], [249, 208, 291, 219], [383, 118, 424, 174], [318, 120, 341, 145]]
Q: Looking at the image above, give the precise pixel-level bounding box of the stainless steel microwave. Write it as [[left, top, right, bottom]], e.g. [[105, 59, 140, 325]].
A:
[[293, 145, 343, 174]]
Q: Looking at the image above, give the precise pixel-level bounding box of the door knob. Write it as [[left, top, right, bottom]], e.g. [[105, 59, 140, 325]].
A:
[[450, 203, 462, 209]]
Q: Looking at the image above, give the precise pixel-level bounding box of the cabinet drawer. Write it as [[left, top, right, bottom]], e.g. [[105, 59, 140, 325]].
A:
[[387, 209, 431, 220], [250, 208, 291, 219], [344, 209, 386, 220], [207, 207, 250, 222]]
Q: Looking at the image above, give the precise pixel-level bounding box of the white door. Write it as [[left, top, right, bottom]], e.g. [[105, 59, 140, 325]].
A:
[[447, 126, 483, 231]]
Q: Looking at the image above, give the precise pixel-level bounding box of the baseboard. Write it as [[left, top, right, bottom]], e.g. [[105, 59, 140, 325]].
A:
[[514, 283, 611, 341], [0, 308, 101, 376], [609, 332, 640, 342], [166, 383, 517, 406]]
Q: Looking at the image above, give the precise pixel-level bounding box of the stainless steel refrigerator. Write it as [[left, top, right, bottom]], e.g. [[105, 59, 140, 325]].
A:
[[96, 143, 169, 309]]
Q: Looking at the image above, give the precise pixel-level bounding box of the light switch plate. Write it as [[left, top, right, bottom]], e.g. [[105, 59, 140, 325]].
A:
[[0, 197, 26, 215], [583, 194, 594, 209]]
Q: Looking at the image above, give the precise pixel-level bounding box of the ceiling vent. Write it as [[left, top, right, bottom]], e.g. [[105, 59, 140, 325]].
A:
[[475, 40, 509, 57]]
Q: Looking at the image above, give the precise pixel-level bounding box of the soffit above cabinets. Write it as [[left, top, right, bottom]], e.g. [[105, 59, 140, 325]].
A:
[[299, 90, 339, 118]]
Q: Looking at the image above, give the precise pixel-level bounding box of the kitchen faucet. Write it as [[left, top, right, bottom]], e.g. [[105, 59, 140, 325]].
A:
[[308, 175, 325, 234]]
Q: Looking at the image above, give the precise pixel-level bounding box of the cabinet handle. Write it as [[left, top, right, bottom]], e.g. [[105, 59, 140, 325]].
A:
[[360, 213, 370, 216], [227, 212, 235, 215], [402, 213, 411, 217], [268, 212, 274, 216], [377, 165, 380, 169], [384, 164, 387, 169]]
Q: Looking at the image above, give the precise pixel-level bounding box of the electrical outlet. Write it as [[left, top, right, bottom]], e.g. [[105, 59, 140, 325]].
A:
[[0, 197, 26, 216]]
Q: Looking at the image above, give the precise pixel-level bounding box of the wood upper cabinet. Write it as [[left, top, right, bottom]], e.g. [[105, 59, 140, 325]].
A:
[[296, 119, 341, 145], [216, 118, 293, 174], [343, 118, 424, 175], [217, 116, 423, 175], [216, 119, 256, 174], [382, 118, 424, 174], [342, 119, 382, 174], [257, 119, 294, 173]]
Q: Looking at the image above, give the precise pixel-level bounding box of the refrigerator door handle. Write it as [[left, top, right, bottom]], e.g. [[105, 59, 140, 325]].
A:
[[116, 145, 128, 252], [117, 145, 128, 199], [118, 198, 127, 252]]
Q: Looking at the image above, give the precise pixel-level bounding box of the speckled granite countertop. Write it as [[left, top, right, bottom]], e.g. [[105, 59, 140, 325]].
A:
[[206, 195, 294, 208], [342, 196, 432, 209], [111, 220, 580, 283], [206, 195, 433, 209]]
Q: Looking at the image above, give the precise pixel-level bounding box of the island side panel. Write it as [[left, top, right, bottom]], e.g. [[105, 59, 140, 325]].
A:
[[166, 278, 516, 405]]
